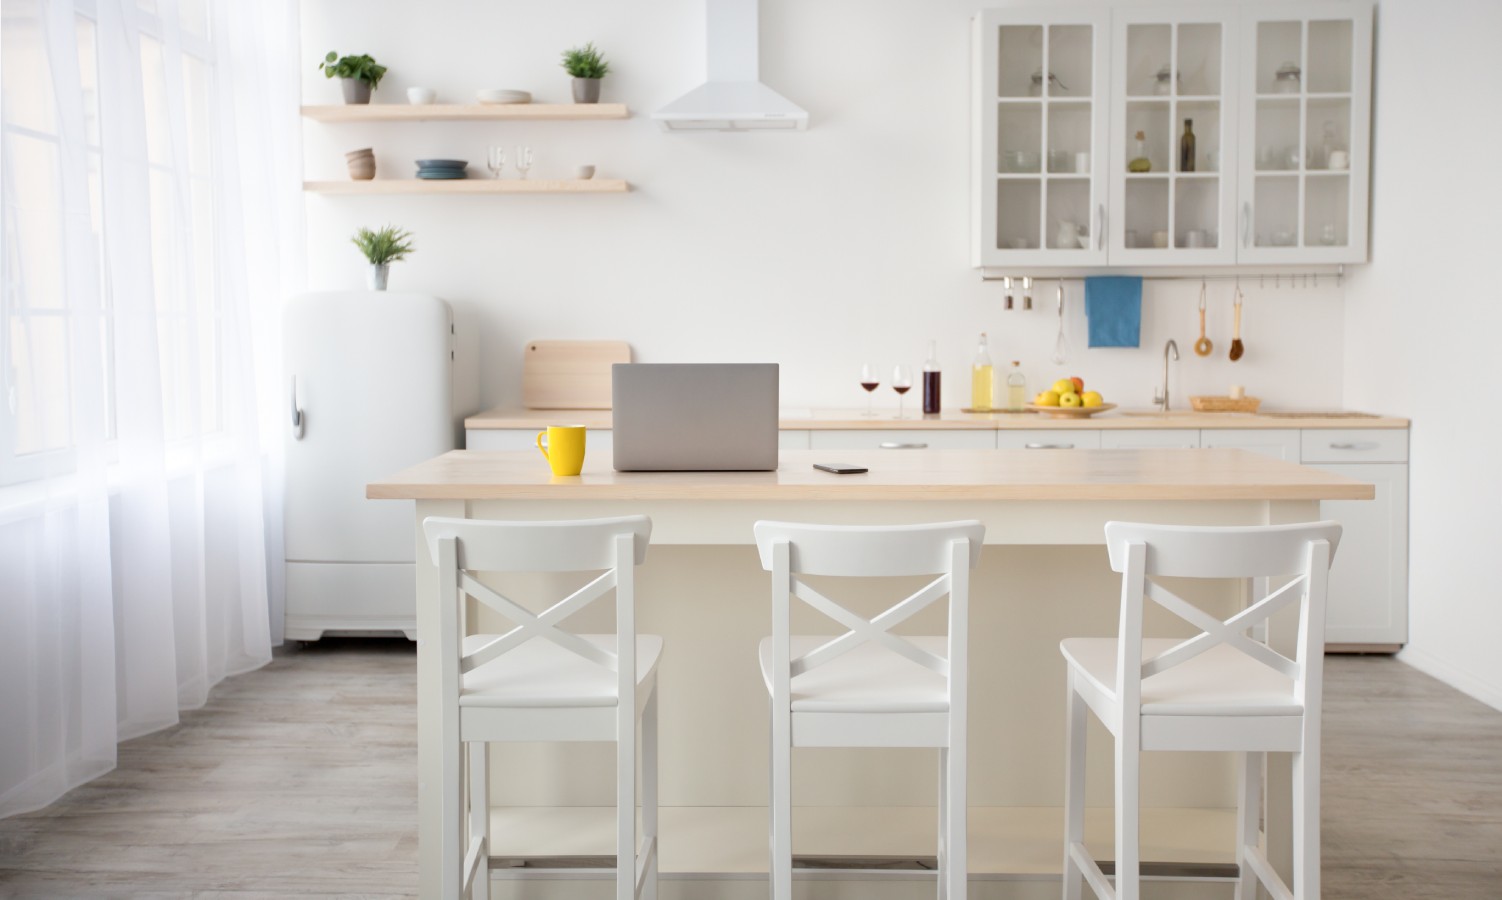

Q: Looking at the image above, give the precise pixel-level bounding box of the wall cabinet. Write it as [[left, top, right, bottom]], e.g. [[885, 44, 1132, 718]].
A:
[[973, 1, 1372, 268]]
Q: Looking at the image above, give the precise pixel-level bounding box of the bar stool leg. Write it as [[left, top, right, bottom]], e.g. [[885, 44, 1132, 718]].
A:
[[770, 704, 793, 899], [1235, 751, 1263, 899], [1114, 726, 1141, 900], [938, 753, 949, 900], [1293, 740, 1320, 899], [467, 743, 490, 900], [1062, 675, 1086, 900], [942, 744, 967, 899], [642, 689, 659, 899], [617, 697, 637, 900]]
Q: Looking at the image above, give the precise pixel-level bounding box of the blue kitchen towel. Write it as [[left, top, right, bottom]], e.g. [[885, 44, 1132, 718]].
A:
[[1084, 276, 1142, 348]]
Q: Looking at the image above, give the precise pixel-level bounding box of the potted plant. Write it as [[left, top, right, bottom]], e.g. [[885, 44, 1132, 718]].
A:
[[319, 51, 387, 104], [561, 42, 610, 104], [351, 225, 414, 291]]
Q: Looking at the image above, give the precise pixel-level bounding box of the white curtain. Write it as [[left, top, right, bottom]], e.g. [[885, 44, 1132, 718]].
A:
[[0, 0, 302, 817]]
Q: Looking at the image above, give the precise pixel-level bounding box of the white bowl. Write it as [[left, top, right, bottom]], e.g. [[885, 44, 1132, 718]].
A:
[[407, 87, 436, 105], [574, 165, 596, 180], [477, 89, 532, 105]]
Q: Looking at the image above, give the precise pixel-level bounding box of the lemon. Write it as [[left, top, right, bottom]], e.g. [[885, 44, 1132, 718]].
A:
[[1035, 390, 1061, 407], [1051, 378, 1075, 395], [1081, 391, 1103, 408], [1058, 391, 1082, 408]]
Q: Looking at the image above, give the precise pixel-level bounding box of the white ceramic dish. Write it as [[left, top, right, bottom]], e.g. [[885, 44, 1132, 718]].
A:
[[476, 89, 532, 105]]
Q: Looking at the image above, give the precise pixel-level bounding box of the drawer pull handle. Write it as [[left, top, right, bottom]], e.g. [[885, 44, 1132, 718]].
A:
[[1025, 443, 1074, 449], [1329, 441, 1380, 451], [879, 441, 928, 449]]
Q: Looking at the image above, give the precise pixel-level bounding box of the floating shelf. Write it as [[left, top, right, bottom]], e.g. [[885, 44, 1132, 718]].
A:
[[304, 179, 629, 195], [301, 103, 629, 123]]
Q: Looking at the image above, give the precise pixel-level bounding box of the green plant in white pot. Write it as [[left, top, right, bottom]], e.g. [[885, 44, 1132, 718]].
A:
[[319, 51, 387, 104], [561, 43, 610, 104], [352, 225, 413, 291]]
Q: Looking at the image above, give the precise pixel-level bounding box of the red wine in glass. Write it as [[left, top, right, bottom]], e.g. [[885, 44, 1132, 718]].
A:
[[859, 364, 880, 417], [892, 365, 913, 418]]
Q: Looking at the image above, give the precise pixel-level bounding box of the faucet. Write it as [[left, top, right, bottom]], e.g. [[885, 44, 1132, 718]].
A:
[[1154, 339, 1180, 411]]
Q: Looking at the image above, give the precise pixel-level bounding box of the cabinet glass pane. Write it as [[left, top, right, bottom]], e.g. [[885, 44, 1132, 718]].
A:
[[1176, 23, 1222, 96], [1047, 25, 1092, 98], [1047, 104, 1092, 173], [1305, 175, 1349, 248], [1046, 179, 1093, 249], [1174, 178, 1220, 248], [997, 105, 1042, 172], [1123, 101, 1170, 173], [996, 181, 1040, 250], [1177, 100, 1219, 173], [1252, 176, 1298, 247], [1255, 99, 1301, 171], [1308, 20, 1353, 93], [1125, 24, 1172, 97], [1256, 21, 1303, 94], [1124, 179, 1168, 249], [997, 25, 1042, 98], [1306, 97, 1351, 170]]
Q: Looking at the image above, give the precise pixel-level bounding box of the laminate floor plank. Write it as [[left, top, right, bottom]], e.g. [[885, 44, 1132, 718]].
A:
[[2, 644, 1500, 898]]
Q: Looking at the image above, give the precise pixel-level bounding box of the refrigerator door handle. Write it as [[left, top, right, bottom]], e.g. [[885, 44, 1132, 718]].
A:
[[291, 376, 305, 440]]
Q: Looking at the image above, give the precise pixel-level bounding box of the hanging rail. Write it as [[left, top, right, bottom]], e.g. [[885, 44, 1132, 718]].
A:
[[981, 265, 1345, 289]]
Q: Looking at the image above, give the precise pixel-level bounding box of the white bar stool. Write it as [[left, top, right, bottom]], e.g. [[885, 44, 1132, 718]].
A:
[[1060, 520, 1342, 900], [753, 520, 985, 900], [423, 515, 660, 900]]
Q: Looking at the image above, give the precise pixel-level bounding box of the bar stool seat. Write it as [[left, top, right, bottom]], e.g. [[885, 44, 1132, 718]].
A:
[[1060, 639, 1302, 718], [758, 637, 951, 713], [461, 634, 664, 708]]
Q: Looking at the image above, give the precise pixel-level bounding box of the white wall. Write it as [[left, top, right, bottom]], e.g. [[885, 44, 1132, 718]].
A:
[[1342, 0, 1502, 710], [300, 0, 1347, 415]]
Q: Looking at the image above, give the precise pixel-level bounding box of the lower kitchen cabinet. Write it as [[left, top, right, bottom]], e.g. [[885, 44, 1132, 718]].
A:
[[809, 429, 995, 450], [1201, 428, 1301, 461], [466, 427, 615, 454], [996, 429, 1101, 450], [1099, 429, 1201, 449], [1309, 461, 1408, 647]]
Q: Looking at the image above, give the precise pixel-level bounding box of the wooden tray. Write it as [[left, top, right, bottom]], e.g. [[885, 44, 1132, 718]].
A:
[[1190, 395, 1261, 413], [1024, 402, 1117, 419]]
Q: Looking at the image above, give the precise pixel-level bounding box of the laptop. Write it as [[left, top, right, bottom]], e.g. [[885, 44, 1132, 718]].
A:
[[612, 364, 779, 471]]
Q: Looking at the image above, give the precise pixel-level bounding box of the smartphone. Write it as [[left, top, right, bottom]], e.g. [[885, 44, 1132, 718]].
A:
[[813, 462, 869, 474]]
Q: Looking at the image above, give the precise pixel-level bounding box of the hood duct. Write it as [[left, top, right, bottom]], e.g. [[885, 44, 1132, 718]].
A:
[[652, 0, 809, 132]]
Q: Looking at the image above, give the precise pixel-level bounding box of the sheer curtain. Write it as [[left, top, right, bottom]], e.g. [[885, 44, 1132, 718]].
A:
[[0, 0, 302, 817]]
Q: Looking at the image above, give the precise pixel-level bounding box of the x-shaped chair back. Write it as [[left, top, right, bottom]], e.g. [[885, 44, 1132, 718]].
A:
[[1103, 520, 1343, 713]]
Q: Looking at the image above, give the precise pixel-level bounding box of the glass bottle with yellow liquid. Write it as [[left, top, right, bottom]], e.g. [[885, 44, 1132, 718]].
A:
[[971, 333, 994, 412], [1005, 361, 1027, 411]]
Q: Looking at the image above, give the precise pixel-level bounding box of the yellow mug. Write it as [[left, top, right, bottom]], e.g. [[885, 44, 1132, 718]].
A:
[[536, 425, 587, 476]]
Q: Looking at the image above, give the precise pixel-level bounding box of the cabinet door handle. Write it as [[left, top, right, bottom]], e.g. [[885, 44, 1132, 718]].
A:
[[1096, 204, 1105, 250], [879, 441, 928, 449], [1025, 442, 1074, 449], [290, 376, 305, 440], [1241, 202, 1252, 248], [1330, 441, 1380, 451]]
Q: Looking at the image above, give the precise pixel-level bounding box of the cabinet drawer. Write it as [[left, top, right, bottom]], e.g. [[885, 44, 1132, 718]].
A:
[[466, 428, 614, 454], [1099, 429, 1201, 449], [779, 430, 811, 450], [1300, 429, 1407, 464], [1201, 429, 1301, 462], [996, 430, 1102, 450], [809, 430, 995, 451]]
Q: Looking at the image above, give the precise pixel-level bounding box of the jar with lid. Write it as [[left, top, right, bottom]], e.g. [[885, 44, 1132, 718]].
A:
[[1274, 62, 1301, 94], [1153, 64, 1179, 96]]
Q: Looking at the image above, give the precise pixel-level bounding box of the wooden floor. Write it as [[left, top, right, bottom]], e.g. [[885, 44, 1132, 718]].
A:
[[1, 641, 1499, 899]]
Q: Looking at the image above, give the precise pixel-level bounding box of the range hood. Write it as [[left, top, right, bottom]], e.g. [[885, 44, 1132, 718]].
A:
[[653, 0, 808, 131]]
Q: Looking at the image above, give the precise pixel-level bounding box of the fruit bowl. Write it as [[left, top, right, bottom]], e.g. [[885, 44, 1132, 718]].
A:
[[1025, 402, 1117, 419]]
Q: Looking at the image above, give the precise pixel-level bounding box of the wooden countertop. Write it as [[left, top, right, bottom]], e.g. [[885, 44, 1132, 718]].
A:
[[463, 406, 1409, 431], [368, 448, 1375, 502]]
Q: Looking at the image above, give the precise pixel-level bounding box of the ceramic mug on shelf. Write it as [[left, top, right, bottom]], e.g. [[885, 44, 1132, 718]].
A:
[[407, 87, 436, 105], [1328, 150, 1350, 170], [1185, 229, 1207, 248], [1152, 230, 1169, 249], [536, 425, 587, 476]]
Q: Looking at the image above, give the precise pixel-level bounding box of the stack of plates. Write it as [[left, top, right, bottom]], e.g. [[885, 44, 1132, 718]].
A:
[[477, 89, 532, 105], [415, 159, 468, 180]]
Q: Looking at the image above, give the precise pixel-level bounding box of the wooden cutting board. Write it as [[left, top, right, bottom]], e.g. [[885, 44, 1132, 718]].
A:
[[522, 340, 631, 409]]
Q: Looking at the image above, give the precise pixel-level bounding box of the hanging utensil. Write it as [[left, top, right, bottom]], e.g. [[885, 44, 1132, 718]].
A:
[[1051, 281, 1069, 365], [1193, 280, 1213, 356], [1229, 285, 1245, 361]]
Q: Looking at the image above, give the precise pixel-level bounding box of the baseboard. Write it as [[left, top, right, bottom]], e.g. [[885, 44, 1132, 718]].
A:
[[1399, 647, 1502, 713]]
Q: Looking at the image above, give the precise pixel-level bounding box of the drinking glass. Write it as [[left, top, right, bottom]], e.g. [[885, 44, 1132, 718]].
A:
[[859, 363, 880, 417], [486, 146, 506, 179], [515, 146, 534, 180], [891, 365, 913, 418]]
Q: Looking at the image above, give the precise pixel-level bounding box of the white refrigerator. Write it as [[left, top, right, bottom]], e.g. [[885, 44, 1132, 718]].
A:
[[283, 291, 456, 641]]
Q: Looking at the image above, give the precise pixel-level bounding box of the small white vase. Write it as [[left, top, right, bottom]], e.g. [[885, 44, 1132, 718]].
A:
[[367, 264, 389, 291]]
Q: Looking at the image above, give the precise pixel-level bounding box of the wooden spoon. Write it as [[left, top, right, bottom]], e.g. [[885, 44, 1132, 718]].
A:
[[1193, 283, 1212, 356], [1229, 287, 1245, 361]]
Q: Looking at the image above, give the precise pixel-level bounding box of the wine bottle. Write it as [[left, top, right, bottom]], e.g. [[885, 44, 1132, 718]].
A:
[[1180, 119, 1196, 173], [971, 334, 994, 412], [1128, 130, 1151, 173], [922, 340, 941, 414]]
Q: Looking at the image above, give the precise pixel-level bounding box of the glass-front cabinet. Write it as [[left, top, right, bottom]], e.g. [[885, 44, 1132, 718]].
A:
[[1238, 3, 1373, 264], [1108, 6, 1238, 265], [972, 1, 1372, 269], [973, 8, 1110, 268]]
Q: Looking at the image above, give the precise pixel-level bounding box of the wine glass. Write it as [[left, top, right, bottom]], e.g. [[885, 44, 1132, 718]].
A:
[[859, 363, 880, 417], [891, 365, 913, 418], [486, 145, 506, 179], [515, 146, 533, 180]]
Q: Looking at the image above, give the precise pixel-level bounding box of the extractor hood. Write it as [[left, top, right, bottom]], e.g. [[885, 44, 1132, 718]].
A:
[[653, 0, 808, 131]]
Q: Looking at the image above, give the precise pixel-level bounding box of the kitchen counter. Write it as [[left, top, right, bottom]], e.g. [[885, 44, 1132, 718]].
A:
[[464, 405, 1410, 431]]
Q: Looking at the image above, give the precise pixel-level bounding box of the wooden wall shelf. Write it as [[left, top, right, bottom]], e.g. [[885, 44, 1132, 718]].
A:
[[301, 103, 629, 123], [304, 179, 630, 195]]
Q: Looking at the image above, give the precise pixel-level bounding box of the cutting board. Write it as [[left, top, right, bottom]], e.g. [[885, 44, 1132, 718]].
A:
[[522, 340, 632, 409]]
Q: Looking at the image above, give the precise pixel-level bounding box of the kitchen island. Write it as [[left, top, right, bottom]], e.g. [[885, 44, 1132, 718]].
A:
[[369, 448, 1372, 899]]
